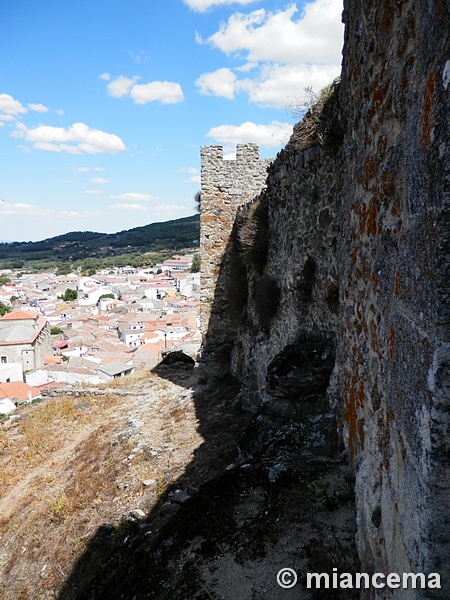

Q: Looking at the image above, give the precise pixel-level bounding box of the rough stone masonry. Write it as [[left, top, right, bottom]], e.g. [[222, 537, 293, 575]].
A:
[[200, 0, 450, 598]]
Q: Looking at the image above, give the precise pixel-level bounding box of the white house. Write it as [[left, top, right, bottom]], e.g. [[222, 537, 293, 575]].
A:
[[0, 396, 16, 415], [96, 361, 135, 382], [119, 321, 146, 347], [79, 287, 114, 307], [0, 311, 52, 372], [0, 362, 23, 383]]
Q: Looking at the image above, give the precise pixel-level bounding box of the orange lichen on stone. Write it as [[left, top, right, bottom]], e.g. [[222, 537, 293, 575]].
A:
[[358, 199, 379, 236], [395, 271, 401, 299], [371, 270, 379, 289], [371, 321, 381, 354], [389, 325, 396, 359], [359, 203, 367, 234], [346, 394, 358, 460], [382, 0, 395, 33], [372, 89, 385, 111], [421, 71, 436, 151], [358, 381, 365, 404], [367, 197, 379, 235], [365, 156, 377, 182], [382, 172, 395, 194], [377, 134, 388, 155], [343, 375, 360, 461]]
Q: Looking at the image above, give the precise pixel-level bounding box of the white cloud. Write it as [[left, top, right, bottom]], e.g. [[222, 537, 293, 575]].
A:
[[186, 175, 201, 184], [0, 94, 27, 117], [106, 76, 184, 104], [12, 122, 127, 155], [0, 94, 51, 124], [195, 1, 343, 107], [0, 200, 52, 218], [99, 72, 111, 81], [90, 177, 109, 184], [196, 68, 238, 99], [184, 0, 259, 11], [130, 81, 184, 104], [109, 192, 158, 202], [28, 103, 49, 113], [249, 63, 339, 108], [206, 120, 292, 148], [0, 94, 28, 124], [178, 166, 199, 174], [0, 199, 104, 227], [107, 75, 140, 98], [178, 167, 201, 184], [60, 209, 104, 218], [110, 203, 147, 211], [202, 2, 343, 65], [33, 142, 81, 154], [236, 61, 258, 73], [72, 166, 105, 173], [129, 50, 151, 65]]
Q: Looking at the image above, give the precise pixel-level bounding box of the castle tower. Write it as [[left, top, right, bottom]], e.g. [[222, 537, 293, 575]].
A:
[[200, 144, 273, 346]]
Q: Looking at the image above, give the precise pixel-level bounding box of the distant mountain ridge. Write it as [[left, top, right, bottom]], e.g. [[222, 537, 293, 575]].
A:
[[0, 214, 200, 263]]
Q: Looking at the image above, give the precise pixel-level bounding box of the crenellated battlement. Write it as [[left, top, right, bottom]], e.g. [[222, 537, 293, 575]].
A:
[[201, 143, 264, 163]]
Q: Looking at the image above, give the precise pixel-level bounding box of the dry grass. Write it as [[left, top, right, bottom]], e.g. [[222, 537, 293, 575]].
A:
[[106, 368, 155, 388], [0, 369, 204, 600], [0, 392, 119, 502], [289, 80, 343, 150]]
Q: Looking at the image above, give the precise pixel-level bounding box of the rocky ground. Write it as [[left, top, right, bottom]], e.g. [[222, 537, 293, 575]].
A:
[[0, 352, 360, 599]]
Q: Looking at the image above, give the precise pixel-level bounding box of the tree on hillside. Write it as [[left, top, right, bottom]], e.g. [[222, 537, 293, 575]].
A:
[[98, 293, 115, 302], [59, 288, 78, 301], [0, 302, 11, 317], [190, 253, 201, 273], [56, 263, 73, 276], [194, 191, 201, 213]]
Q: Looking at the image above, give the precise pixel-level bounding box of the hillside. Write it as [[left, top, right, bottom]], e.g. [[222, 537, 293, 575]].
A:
[[0, 214, 200, 267], [0, 355, 358, 600]]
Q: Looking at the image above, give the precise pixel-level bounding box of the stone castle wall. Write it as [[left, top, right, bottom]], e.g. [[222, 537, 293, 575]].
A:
[[199, 0, 449, 595], [336, 1, 450, 591], [200, 144, 272, 348]]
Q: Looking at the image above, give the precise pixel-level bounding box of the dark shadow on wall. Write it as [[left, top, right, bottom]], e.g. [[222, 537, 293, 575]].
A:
[[57, 207, 359, 600]]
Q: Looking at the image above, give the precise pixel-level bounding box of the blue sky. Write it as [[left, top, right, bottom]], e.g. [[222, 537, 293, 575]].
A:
[[0, 0, 344, 242]]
